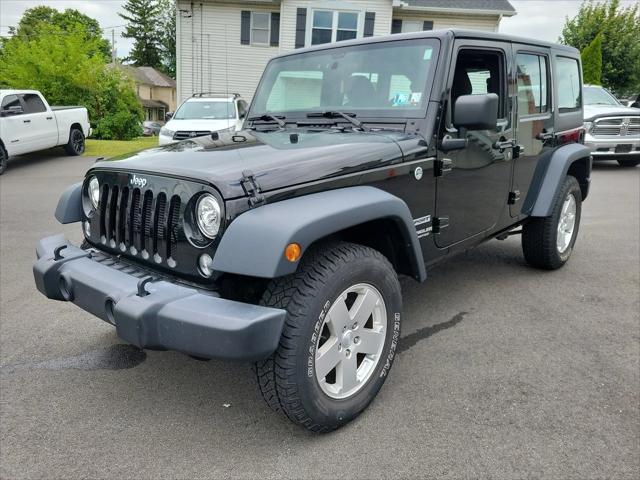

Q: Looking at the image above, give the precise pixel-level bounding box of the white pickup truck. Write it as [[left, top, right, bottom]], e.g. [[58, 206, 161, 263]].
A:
[[0, 90, 91, 174]]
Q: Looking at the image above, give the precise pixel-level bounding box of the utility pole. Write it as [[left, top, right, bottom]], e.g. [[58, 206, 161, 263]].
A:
[[111, 28, 116, 63]]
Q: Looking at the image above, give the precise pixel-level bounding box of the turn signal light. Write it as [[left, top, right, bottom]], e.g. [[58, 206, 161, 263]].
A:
[[284, 243, 302, 262]]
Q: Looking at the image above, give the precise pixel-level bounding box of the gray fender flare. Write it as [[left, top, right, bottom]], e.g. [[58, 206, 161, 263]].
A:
[[524, 143, 592, 217], [212, 186, 427, 280], [54, 183, 83, 224]]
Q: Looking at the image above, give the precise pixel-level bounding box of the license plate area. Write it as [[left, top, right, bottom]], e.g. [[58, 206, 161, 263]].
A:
[[615, 144, 632, 153]]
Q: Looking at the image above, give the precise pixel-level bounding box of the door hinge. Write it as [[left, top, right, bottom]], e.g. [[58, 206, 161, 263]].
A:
[[240, 170, 266, 208], [508, 190, 521, 205], [433, 216, 449, 233], [435, 158, 453, 177]]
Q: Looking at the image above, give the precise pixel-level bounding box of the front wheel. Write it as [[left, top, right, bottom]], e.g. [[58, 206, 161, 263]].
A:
[[255, 242, 402, 432], [522, 175, 582, 269], [617, 159, 640, 167], [65, 128, 85, 156]]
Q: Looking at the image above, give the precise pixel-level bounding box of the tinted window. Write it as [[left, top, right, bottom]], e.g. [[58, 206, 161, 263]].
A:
[[516, 53, 549, 115], [1, 94, 22, 113], [21, 94, 47, 114], [556, 56, 581, 112]]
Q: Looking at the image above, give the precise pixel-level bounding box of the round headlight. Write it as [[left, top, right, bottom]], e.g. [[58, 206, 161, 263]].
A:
[[196, 194, 221, 239], [88, 176, 100, 209]]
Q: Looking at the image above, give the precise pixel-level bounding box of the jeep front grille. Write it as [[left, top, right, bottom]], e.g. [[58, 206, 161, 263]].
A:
[[173, 130, 211, 141], [99, 184, 181, 265], [591, 116, 640, 137]]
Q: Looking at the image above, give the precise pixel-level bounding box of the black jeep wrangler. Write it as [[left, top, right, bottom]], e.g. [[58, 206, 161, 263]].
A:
[[34, 30, 591, 432]]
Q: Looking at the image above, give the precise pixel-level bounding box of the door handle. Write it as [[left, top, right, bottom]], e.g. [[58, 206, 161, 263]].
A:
[[493, 138, 516, 152], [536, 130, 554, 141], [46, 116, 53, 120], [23, 119, 31, 123]]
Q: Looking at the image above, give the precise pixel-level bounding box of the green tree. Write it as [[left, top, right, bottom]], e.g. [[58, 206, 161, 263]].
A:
[[158, 0, 176, 77], [560, 0, 640, 96], [8, 6, 111, 58], [581, 33, 603, 85], [119, 0, 162, 68], [0, 24, 143, 140]]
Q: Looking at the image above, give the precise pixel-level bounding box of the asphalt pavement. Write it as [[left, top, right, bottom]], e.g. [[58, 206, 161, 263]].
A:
[[1, 151, 638, 479]]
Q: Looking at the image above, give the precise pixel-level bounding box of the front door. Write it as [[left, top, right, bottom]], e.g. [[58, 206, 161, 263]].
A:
[[435, 41, 514, 248]]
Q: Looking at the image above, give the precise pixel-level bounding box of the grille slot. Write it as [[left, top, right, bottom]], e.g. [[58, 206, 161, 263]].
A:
[[96, 184, 184, 265]]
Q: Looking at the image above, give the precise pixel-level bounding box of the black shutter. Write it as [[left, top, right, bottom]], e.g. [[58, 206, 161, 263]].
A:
[[270, 12, 280, 46], [391, 19, 402, 34], [364, 12, 375, 37], [423, 20, 434, 30], [295, 8, 307, 49], [241, 11, 251, 45]]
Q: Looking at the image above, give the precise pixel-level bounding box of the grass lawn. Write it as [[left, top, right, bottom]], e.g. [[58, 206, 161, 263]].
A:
[[84, 136, 158, 158]]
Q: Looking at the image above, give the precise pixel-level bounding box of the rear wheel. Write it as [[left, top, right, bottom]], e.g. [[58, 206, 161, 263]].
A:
[[0, 144, 7, 175], [255, 242, 402, 432], [522, 175, 582, 269], [65, 128, 85, 156], [617, 159, 640, 167]]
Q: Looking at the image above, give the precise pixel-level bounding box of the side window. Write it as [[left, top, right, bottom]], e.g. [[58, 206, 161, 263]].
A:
[[451, 49, 506, 119], [21, 94, 47, 114], [1, 95, 22, 115], [251, 12, 271, 45], [555, 56, 581, 112], [516, 53, 549, 116]]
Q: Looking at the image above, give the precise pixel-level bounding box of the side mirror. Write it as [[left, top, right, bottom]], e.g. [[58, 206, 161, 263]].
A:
[[1, 105, 24, 117], [453, 93, 499, 130], [165, 112, 174, 122]]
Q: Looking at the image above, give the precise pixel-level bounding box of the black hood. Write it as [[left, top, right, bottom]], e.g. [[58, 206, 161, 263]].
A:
[[91, 129, 408, 199]]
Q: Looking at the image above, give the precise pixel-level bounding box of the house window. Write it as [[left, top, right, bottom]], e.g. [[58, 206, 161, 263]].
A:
[[401, 21, 422, 33], [311, 10, 359, 46], [251, 12, 271, 45]]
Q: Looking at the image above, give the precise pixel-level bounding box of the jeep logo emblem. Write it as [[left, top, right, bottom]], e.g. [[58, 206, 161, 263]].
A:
[[130, 174, 147, 188]]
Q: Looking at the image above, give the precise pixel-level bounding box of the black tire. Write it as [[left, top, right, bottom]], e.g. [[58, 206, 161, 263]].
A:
[[0, 144, 7, 175], [255, 242, 402, 432], [617, 159, 640, 167], [522, 175, 582, 269], [65, 128, 85, 156]]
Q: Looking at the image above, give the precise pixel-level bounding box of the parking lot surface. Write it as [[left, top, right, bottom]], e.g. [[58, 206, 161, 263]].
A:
[[1, 152, 639, 479]]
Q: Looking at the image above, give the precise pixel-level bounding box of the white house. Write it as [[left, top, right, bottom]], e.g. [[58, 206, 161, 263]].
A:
[[175, 0, 516, 102]]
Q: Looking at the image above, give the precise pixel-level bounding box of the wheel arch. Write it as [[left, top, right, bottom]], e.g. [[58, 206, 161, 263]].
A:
[[69, 122, 84, 139], [212, 187, 427, 282], [524, 143, 592, 217]]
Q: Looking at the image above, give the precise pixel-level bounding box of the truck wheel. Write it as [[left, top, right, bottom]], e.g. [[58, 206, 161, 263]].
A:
[[0, 144, 7, 175], [65, 128, 85, 156], [522, 175, 582, 269], [617, 159, 640, 167], [255, 242, 402, 432]]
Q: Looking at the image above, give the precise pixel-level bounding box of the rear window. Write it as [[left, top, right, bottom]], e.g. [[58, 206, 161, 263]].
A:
[[555, 56, 582, 112]]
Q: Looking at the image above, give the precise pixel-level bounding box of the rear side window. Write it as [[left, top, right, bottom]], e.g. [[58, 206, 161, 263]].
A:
[[21, 94, 47, 114], [516, 53, 549, 115], [555, 56, 581, 112]]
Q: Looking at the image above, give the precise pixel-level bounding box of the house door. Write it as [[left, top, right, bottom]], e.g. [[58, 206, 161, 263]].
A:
[[435, 42, 515, 248]]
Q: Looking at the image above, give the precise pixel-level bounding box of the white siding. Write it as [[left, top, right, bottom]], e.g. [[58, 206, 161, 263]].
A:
[[176, 1, 280, 102], [280, 0, 393, 52], [392, 11, 500, 32]]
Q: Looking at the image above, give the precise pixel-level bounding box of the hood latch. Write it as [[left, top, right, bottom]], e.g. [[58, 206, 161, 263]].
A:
[[240, 170, 266, 208]]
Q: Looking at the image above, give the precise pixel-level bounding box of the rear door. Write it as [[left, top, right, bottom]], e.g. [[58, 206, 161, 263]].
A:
[[511, 45, 554, 217], [20, 93, 58, 150], [435, 39, 515, 247]]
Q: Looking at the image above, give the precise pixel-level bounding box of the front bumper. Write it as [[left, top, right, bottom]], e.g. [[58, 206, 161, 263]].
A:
[[584, 133, 640, 157], [33, 235, 286, 361]]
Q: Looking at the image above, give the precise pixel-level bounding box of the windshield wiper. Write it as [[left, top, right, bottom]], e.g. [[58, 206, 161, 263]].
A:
[[306, 111, 366, 131], [247, 114, 286, 128]]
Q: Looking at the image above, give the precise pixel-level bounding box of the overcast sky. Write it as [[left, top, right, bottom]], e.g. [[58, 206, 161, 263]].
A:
[[0, 0, 637, 58]]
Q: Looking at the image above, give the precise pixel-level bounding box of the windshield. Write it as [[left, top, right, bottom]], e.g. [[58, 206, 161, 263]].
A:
[[174, 100, 236, 120], [250, 38, 439, 119], [583, 86, 620, 106]]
